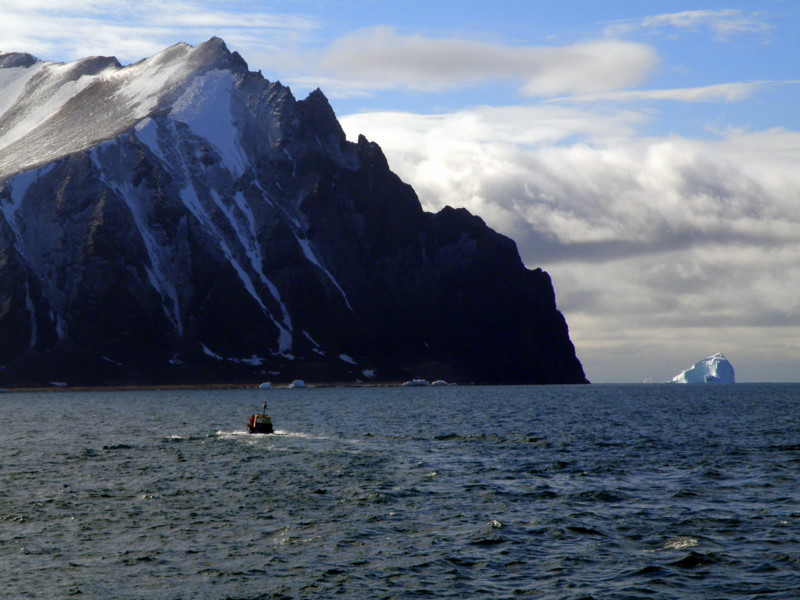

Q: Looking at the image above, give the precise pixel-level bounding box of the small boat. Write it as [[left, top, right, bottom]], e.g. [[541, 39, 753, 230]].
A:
[[247, 400, 274, 434]]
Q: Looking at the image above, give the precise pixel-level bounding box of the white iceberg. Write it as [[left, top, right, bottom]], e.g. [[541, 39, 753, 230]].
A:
[[402, 379, 430, 387], [672, 353, 735, 384]]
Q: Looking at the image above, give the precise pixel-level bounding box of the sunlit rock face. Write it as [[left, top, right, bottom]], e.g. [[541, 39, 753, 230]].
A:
[[0, 38, 587, 386], [672, 353, 735, 384]]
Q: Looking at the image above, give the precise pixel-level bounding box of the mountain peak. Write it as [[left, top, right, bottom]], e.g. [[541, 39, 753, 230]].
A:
[[0, 37, 252, 180], [0, 52, 39, 69], [205, 35, 227, 48], [187, 36, 249, 73], [298, 87, 346, 144]]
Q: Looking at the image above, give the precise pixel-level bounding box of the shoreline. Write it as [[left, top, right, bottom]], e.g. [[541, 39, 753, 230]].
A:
[[0, 381, 419, 393]]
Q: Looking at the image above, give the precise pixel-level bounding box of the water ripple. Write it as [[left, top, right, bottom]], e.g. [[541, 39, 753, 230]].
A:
[[0, 384, 798, 599]]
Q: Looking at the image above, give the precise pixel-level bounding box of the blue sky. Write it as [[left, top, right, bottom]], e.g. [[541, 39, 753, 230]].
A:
[[1, 1, 798, 382]]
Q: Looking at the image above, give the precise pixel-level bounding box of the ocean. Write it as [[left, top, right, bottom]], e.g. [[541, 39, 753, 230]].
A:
[[1, 383, 798, 599]]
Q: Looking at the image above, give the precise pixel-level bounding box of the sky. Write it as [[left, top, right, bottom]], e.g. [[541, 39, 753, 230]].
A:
[[1, 0, 798, 382]]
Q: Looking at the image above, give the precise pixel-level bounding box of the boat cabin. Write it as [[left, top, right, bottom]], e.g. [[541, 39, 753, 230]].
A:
[[247, 400, 274, 434]]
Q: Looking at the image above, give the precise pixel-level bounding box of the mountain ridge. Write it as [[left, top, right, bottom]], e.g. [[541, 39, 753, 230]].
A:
[[0, 38, 588, 386]]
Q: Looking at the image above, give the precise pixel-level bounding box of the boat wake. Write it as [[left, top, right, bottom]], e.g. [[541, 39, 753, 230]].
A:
[[213, 429, 319, 439]]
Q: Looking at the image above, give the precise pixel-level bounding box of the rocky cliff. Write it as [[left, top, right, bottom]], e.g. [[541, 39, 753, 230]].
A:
[[0, 38, 587, 386]]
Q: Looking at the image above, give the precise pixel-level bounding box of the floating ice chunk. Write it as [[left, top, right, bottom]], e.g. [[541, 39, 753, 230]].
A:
[[402, 379, 430, 387], [672, 352, 735, 384]]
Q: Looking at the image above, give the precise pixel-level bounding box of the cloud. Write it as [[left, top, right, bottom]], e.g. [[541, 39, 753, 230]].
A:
[[0, 0, 319, 63], [343, 111, 800, 257], [312, 26, 657, 97], [606, 9, 770, 41], [0, 6, 659, 100], [0, 6, 658, 100], [550, 81, 800, 104], [340, 109, 800, 381]]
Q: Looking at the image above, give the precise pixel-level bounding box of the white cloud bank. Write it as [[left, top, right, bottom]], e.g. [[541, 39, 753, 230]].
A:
[[341, 109, 800, 382], [312, 26, 657, 97]]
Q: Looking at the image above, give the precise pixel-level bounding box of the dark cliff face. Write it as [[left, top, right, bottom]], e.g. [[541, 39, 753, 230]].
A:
[[0, 39, 587, 386]]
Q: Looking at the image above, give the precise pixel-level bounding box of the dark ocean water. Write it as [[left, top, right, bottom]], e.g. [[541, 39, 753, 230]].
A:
[[1, 384, 798, 599]]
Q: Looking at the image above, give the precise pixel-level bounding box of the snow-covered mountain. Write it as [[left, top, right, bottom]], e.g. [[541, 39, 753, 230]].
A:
[[0, 38, 587, 386]]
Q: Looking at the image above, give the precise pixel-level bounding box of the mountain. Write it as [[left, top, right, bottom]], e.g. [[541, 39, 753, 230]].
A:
[[0, 38, 587, 386]]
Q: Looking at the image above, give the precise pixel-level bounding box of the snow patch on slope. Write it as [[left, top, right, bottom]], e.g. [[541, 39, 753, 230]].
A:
[[133, 114, 295, 355], [133, 118, 163, 161], [1, 163, 64, 337], [209, 189, 295, 354], [180, 184, 293, 354], [0, 163, 56, 256], [294, 233, 354, 312], [90, 146, 186, 336], [0, 61, 44, 123], [302, 330, 325, 355], [170, 70, 248, 176], [0, 61, 107, 152], [112, 43, 194, 116], [0, 41, 217, 180]]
